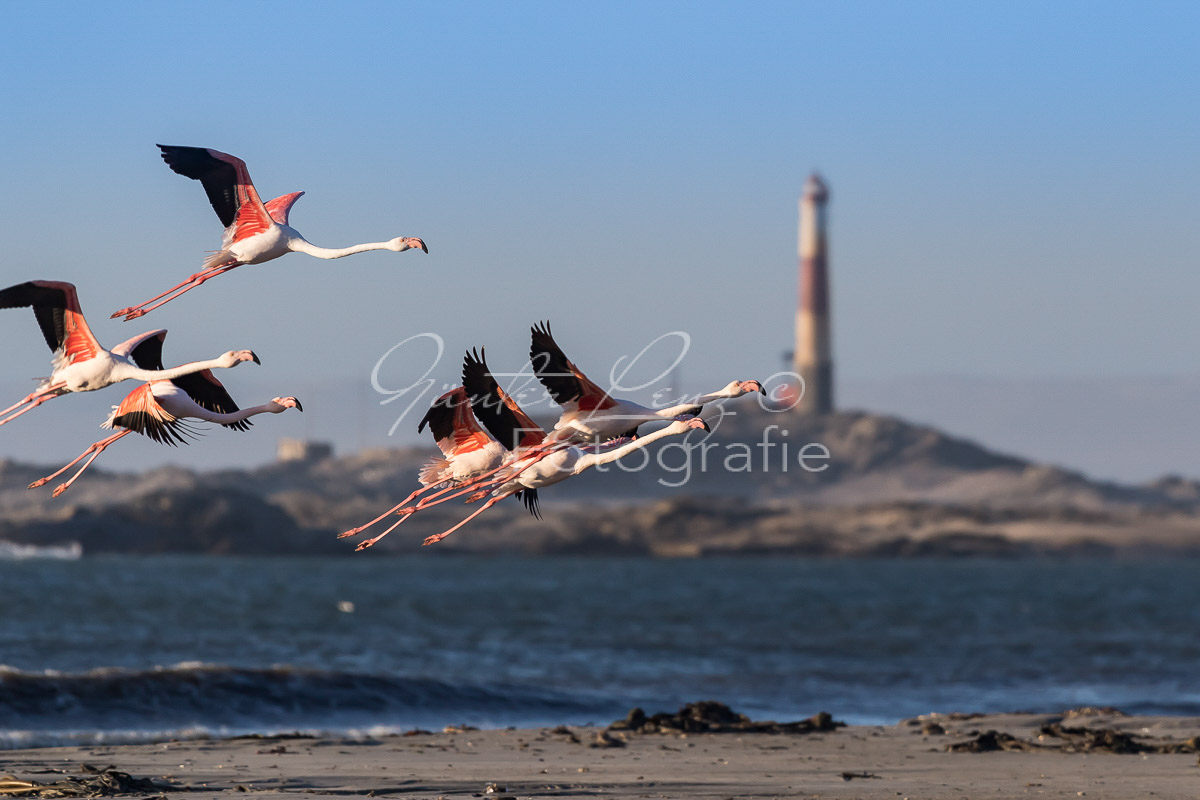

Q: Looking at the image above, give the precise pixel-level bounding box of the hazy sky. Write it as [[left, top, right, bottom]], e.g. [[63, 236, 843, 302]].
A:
[[0, 1, 1197, 474]]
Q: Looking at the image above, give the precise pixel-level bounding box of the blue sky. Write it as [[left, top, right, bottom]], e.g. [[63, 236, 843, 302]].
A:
[[0, 1, 1197, 473]]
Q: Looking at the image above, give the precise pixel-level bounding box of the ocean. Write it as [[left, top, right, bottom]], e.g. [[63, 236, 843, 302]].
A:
[[2, 554, 1199, 748]]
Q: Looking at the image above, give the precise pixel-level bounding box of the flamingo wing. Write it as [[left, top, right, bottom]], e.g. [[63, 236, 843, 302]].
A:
[[264, 191, 305, 225], [462, 348, 546, 450], [111, 329, 168, 370], [108, 383, 193, 445], [0, 280, 101, 363], [417, 387, 493, 458], [156, 145, 272, 239], [529, 321, 615, 411], [169, 369, 252, 432], [517, 489, 542, 520]]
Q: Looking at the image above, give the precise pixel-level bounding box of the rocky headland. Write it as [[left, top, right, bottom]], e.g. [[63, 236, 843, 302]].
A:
[[3, 408, 1199, 556]]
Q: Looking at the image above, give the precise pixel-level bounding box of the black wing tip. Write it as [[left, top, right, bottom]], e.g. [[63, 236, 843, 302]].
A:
[[462, 346, 489, 379], [521, 488, 542, 520]]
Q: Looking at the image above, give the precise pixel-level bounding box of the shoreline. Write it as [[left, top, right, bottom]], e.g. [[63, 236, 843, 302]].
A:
[[2, 709, 1198, 799]]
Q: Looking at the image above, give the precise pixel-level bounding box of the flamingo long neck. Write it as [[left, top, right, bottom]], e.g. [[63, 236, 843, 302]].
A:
[[574, 423, 687, 473], [288, 237, 395, 260], [194, 403, 279, 425], [653, 385, 739, 417], [117, 358, 234, 383]]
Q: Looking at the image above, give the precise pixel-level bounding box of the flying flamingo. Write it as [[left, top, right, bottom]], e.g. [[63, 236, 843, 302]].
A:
[[529, 321, 764, 441], [111, 145, 428, 320], [339, 386, 505, 550], [29, 372, 300, 497], [421, 415, 710, 547], [0, 280, 259, 427], [343, 348, 554, 550]]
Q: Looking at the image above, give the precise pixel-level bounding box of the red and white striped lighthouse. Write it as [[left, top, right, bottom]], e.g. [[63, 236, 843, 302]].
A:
[[793, 173, 833, 415]]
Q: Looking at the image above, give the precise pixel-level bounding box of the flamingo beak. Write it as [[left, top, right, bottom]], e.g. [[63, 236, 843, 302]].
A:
[[412, 237, 429, 254], [250, 351, 261, 365], [742, 380, 765, 395], [293, 398, 304, 412]]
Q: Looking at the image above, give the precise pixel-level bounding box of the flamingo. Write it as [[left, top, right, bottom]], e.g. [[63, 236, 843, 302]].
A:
[[0, 280, 259, 427], [111, 145, 428, 320], [343, 348, 554, 550], [339, 386, 505, 550], [28, 372, 301, 497], [529, 321, 764, 441], [421, 415, 710, 547]]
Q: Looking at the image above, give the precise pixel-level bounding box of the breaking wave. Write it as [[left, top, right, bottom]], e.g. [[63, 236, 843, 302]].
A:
[[0, 663, 619, 749]]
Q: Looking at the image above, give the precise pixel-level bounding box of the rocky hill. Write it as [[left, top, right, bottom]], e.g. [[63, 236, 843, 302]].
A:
[[3, 408, 1199, 556]]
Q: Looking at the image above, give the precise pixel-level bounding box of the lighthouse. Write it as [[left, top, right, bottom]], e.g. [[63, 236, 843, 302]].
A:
[[793, 173, 833, 415]]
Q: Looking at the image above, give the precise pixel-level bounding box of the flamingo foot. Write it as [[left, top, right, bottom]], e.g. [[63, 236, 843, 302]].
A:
[[354, 539, 376, 552], [51, 483, 69, 497], [122, 308, 147, 321], [110, 307, 134, 319], [394, 507, 417, 517], [28, 478, 49, 489], [337, 528, 363, 539], [465, 489, 490, 503], [423, 533, 450, 547]]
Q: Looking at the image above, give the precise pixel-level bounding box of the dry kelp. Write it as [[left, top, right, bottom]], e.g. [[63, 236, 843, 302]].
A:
[[0, 765, 172, 798], [609, 701, 844, 735]]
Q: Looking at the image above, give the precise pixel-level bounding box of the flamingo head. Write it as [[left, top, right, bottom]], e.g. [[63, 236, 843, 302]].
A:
[[389, 236, 429, 254], [222, 350, 261, 367], [738, 379, 765, 396], [270, 396, 304, 413]]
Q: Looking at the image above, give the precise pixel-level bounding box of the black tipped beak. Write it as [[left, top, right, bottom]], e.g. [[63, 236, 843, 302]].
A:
[[295, 399, 304, 412], [251, 352, 261, 365], [700, 419, 711, 432], [758, 384, 766, 395], [420, 241, 429, 254]]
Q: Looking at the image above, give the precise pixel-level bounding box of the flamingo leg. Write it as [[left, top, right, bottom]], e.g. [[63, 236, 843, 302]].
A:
[[337, 483, 437, 539], [0, 384, 66, 426], [111, 263, 241, 320], [353, 512, 416, 551], [29, 430, 132, 494], [393, 470, 513, 514], [423, 495, 507, 547]]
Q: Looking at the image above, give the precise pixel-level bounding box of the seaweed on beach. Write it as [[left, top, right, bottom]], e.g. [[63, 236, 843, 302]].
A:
[[608, 701, 844, 735], [0, 765, 173, 798], [948, 723, 1200, 755]]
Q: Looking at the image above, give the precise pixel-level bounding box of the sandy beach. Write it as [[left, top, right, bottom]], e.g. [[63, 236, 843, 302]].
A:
[[2, 708, 1198, 799]]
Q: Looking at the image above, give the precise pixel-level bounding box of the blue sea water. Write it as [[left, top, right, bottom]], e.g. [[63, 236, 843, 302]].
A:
[[1, 555, 1199, 748]]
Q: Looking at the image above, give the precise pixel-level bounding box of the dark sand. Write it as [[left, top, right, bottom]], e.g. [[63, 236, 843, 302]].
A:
[[2, 710, 1198, 799]]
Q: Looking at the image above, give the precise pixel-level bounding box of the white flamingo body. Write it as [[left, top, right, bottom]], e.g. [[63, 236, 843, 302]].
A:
[[529, 322, 764, 442], [28, 373, 300, 497], [47, 333, 253, 394], [112, 145, 428, 320], [0, 280, 257, 427]]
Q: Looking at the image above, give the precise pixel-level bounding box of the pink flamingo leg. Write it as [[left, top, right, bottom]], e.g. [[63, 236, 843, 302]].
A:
[[29, 430, 132, 493], [423, 495, 506, 547], [338, 483, 437, 539], [354, 512, 417, 551], [111, 263, 241, 320], [393, 470, 513, 514], [0, 384, 66, 426]]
